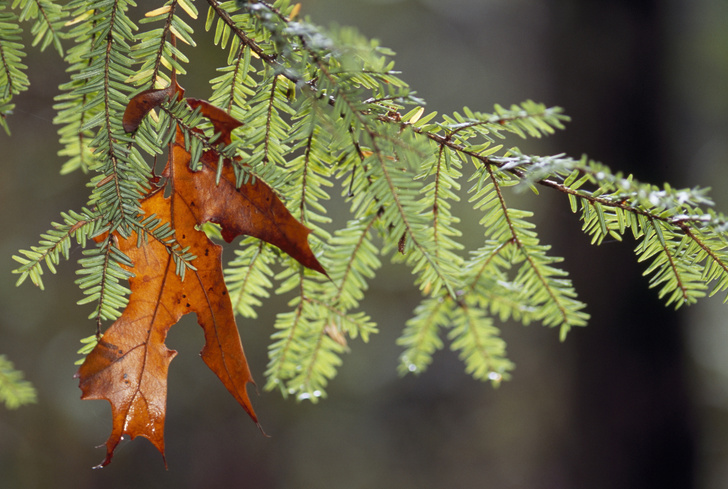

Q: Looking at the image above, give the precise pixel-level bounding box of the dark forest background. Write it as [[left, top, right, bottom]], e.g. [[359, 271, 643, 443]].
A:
[[2, 0, 727, 487]]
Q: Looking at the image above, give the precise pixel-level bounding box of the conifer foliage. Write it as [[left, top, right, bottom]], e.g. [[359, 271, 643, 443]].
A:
[[4, 0, 728, 464]]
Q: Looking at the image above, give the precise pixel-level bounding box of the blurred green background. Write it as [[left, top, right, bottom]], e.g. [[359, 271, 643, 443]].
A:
[[2, 0, 728, 487]]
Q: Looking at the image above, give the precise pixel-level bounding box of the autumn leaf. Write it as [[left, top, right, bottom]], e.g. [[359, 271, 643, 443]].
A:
[[181, 98, 327, 275], [77, 94, 325, 467], [122, 82, 184, 133]]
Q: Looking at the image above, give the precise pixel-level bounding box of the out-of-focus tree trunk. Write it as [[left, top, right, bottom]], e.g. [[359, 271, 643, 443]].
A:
[[547, 1, 697, 487]]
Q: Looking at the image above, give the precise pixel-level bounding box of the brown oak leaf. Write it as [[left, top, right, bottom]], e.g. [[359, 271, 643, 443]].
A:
[[77, 95, 325, 467], [122, 82, 184, 133]]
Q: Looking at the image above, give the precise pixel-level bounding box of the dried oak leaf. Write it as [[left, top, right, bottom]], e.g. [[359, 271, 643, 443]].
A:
[[122, 82, 184, 133], [184, 99, 327, 274], [77, 98, 325, 467]]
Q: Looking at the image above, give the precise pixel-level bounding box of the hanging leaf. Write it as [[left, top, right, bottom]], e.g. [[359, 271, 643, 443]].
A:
[[76, 97, 325, 467], [122, 82, 184, 133]]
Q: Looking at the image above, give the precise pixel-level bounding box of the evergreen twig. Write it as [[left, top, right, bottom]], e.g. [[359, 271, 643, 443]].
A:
[[6, 0, 728, 403]]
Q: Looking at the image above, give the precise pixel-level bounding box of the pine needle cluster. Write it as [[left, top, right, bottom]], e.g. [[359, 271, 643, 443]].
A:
[[4, 0, 728, 404]]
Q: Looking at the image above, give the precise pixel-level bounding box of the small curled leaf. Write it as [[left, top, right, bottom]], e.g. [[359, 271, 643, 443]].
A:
[[122, 82, 185, 133]]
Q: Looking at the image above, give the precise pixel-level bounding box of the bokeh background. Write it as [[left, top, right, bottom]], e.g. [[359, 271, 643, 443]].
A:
[[2, 0, 728, 487]]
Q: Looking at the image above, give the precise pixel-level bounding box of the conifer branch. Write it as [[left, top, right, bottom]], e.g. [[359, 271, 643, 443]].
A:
[[13, 212, 104, 289], [329, 215, 380, 305], [135, 215, 198, 280], [8, 0, 728, 404], [265, 272, 307, 393], [206, 0, 275, 64], [486, 164, 581, 330], [0, 355, 37, 409], [679, 224, 728, 293], [398, 297, 447, 375], [226, 239, 275, 318], [13, 0, 66, 55], [0, 4, 29, 133], [75, 235, 132, 333]]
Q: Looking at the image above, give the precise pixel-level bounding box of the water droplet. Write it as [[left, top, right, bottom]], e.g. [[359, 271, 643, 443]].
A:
[[407, 363, 418, 372], [487, 371, 502, 382], [297, 392, 311, 400], [312, 390, 322, 398]]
